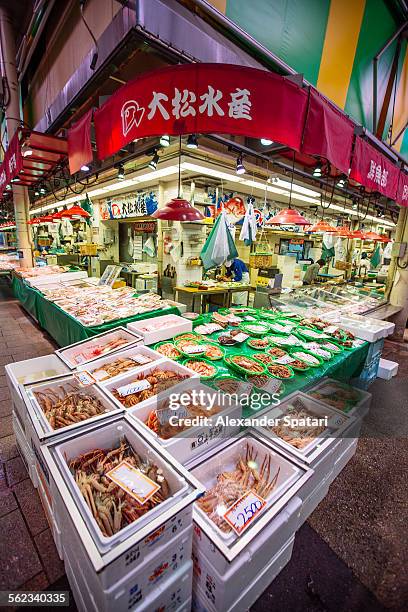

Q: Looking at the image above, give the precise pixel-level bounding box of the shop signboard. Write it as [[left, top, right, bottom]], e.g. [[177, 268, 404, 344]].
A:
[[396, 171, 408, 208], [0, 132, 23, 197], [350, 137, 399, 200], [99, 192, 157, 220], [94, 63, 308, 159]]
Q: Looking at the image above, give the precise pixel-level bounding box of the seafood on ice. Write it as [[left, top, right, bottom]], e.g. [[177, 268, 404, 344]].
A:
[[197, 443, 280, 533], [69, 437, 171, 537], [112, 368, 189, 408], [33, 382, 108, 430], [270, 404, 327, 449]]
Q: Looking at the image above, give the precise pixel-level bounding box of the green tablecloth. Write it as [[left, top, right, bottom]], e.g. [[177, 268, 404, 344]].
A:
[[12, 275, 179, 347], [193, 313, 369, 415]]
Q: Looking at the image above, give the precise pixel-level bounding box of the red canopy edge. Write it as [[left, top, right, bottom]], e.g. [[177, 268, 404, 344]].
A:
[[350, 137, 400, 200], [67, 108, 93, 175]]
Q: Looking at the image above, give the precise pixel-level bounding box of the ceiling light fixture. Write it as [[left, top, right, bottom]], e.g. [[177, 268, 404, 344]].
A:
[[266, 152, 310, 226], [236, 154, 246, 175], [80, 164, 90, 172], [186, 134, 198, 149], [117, 164, 125, 180], [313, 162, 322, 177], [160, 135, 170, 147], [260, 138, 273, 146], [148, 152, 159, 171], [22, 147, 33, 157], [336, 175, 346, 188]]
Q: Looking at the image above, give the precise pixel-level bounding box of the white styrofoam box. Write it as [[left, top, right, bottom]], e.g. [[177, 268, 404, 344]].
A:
[[52, 419, 188, 554], [26, 270, 88, 288], [296, 473, 332, 526], [21, 373, 121, 444], [12, 410, 37, 487], [377, 358, 399, 380], [6, 355, 70, 432], [192, 495, 300, 605], [64, 551, 88, 612], [77, 344, 164, 385], [102, 358, 198, 413], [305, 378, 372, 418], [254, 392, 352, 469], [34, 463, 63, 560], [331, 438, 358, 479], [56, 326, 143, 369], [192, 535, 295, 612], [166, 300, 188, 314], [337, 314, 395, 342], [127, 314, 192, 345], [125, 382, 242, 465], [63, 524, 193, 612]]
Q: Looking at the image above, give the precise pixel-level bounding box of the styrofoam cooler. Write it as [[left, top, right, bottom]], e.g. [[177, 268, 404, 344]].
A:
[[34, 463, 63, 560], [192, 495, 301, 609], [125, 382, 242, 465], [5, 354, 70, 432], [331, 438, 358, 479], [377, 358, 399, 380], [127, 314, 192, 345], [304, 378, 372, 418], [63, 522, 193, 612], [39, 416, 204, 589], [192, 535, 295, 612], [12, 410, 37, 487]]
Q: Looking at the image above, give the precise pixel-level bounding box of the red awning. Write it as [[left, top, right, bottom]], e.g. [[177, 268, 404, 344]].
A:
[[0, 129, 67, 198], [350, 137, 399, 200], [396, 170, 408, 207], [301, 88, 355, 174], [67, 109, 93, 175]]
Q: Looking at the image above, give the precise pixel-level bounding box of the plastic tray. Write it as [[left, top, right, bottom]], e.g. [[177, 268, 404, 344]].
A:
[[182, 358, 219, 380], [153, 341, 183, 361], [126, 314, 192, 345], [77, 345, 163, 384], [224, 355, 267, 377], [289, 349, 323, 368]]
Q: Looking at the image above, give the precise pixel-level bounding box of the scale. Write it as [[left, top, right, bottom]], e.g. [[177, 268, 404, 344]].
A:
[[256, 267, 282, 290]]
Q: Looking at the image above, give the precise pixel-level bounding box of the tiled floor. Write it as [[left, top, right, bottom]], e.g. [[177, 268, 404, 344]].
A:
[[0, 278, 407, 611]]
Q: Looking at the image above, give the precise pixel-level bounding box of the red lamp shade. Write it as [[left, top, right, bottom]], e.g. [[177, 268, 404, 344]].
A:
[[336, 225, 352, 237], [350, 230, 366, 239], [152, 198, 204, 221], [27, 217, 41, 225], [308, 219, 337, 233], [363, 231, 382, 241], [60, 205, 90, 219], [377, 234, 392, 243], [266, 207, 310, 226], [38, 214, 55, 223]]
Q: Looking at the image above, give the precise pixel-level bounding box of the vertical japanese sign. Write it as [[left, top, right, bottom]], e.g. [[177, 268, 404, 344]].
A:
[[0, 131, 23, 197], [350, 137, 399, 200], [396, 171, 408, 208], [94, 63, 308, 159]]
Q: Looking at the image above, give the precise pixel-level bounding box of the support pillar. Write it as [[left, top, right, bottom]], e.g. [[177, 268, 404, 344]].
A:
[[388, 206, 408, 341], [0, 7, 33, 267]]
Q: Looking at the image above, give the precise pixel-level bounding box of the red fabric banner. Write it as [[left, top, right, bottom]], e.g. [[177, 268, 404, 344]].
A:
[[396, 170, 408, 207], [350, 137, 399, 199], [67, 109, 93, 175], [0, 131, 23, 197], [301, 88, 355, 174], [94, 63, 308, 159]]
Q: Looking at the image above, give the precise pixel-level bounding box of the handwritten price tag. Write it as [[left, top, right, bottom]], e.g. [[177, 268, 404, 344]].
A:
[[106, 460, 160, 505], [184, 344, 206, 354], [131, 354, 154, 365], [232, 332, 249, 342], [274, 354, 295, 365], [117, 379, 151, 397], [223, 490, 267, 535], [73, 371, 96, 386]]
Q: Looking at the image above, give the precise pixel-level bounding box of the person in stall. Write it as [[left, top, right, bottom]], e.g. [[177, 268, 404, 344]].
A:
[[302, 258, 326, 286], [225, 258, 250, 305]]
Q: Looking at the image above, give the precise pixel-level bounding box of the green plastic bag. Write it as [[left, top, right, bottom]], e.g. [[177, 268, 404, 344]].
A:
[[200, 211, 238, 271]]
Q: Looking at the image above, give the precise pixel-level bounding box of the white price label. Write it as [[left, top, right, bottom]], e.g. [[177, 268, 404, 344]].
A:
[[131, 354, 153, 365], [223, 490, 267, 535], [92, 369, 109, 381], [263, 378, 283, 394], [73, 353, 87, 365], [156, 405, 190, 426], [184, 344, 206, 354], [73, 371, 96, 386], [106, 460, 160, 504], [117, 378, 151, 397], [236, 381, 254, 396], [245, 315, 257, 321], [233, 333, 249, 342], [353, 339, 365, 347], [324, 325, 338, 334], [274, 354, 295, 365]]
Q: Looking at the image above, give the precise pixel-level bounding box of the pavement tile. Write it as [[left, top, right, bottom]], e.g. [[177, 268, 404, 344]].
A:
[[0, 435, 18, 462], [0, 464, 8, 491], [0, 386, 11, 399], [13, 479, 48, 537], [18, 571, 49, 592], [0, 399, 12, 418], [0, 489, 17, 517], [34, 529, 65, 584], [5, 457, 28, 487], [6, 338, 35, 349], [0, 509, 42, 589], [0, 375, 8, 387], [0, 355, 13, 366], [0, 415, 13, 438]]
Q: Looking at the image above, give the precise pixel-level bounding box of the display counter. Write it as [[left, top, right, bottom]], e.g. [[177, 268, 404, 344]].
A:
[[12, 275, 179, 347]]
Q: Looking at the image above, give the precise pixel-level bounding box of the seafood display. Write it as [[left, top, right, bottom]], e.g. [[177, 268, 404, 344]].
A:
[[194, 323, 223, 335], [290, 359, 309, 370], [240, 323, 269, 336], [268, 334, 301, 347], [247, 338, 269, 350], [112, 369, 189, 408], [183, 360, 217, 378], [197, 444, 280, 533], [270, 405, 326, 449], [213, 377, 240, 394], [33, 381, 108, 430], [299, 317, 327, 331], [175, 339, 206, 354], [308, 382, 362, 411], [291, 351, 321, 366], [16, 265, 65, 278], [267, 347, 287, 358], [154, 343, 181, 360], [204, 344, 224, 360], [134, 316, 184, 333], [145, 397, 222, 439], [91, 354, 154, 381], [69, 437, 171, 537], [267, 364, 293, 379], [218, 334, 239, 346], [61, 333, 135, 366], [321, 341, 342, 353], [228, 355, 265, 374], [253, 353, 276, 366]]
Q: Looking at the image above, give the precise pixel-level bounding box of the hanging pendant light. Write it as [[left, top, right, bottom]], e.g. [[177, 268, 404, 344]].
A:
[[350, 229, 366, 239], [27, 217, 41, 225], [336, 225, 353, 237], [152, 136, 204, 222], [59, 204, 91, 219], [308, 219, 337, 233], [377, 233, 392, 243], [363, 231, 382, 241], [266, 151, 310, 226], [38, 214, 55, 224]]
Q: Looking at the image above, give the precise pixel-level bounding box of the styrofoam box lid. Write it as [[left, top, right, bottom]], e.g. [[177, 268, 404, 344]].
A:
[[56, 327, 143, 369], [378, 358, 399, 372], [190, 433, 308, 550], [21, 373, 120, 440], [127, 314, 192, 333], [51, 417, 193, 554], [5, 354, 70, 389]]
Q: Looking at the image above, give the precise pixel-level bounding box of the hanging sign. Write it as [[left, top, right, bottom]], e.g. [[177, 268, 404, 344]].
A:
[[396, 171, 408, 208], [67, 108, 93, 175], [100, 193, 148, 219], [350, 137, 399, 200], [94, 63, 308, 159], [0, 131, 23, 198]]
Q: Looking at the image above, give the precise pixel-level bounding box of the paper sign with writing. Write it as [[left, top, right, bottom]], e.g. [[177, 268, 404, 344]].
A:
[[117, 379, 151, 397], [232, 332, 249, 343], [73, 371, 96, 387], [131, 354, 154, 365], [274, 354, 295, 365], [156, 405, 191, 426], [183, 344, 207, 355], [106, 460, 160, 505], [223, 490, 267, 535]]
